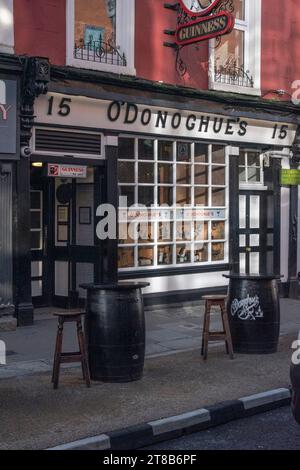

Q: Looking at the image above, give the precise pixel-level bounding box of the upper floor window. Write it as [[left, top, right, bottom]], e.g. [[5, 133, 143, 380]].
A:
[[0, 0, 14, 54], [67, 0, 135, 75], [209, 0, 261, 95]]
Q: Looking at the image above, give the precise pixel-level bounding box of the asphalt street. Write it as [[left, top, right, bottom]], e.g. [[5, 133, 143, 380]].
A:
[[145, 407, 300, 450]]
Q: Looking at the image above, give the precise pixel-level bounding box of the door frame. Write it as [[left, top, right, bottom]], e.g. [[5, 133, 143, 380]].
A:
[[30, 156, 106, 308]]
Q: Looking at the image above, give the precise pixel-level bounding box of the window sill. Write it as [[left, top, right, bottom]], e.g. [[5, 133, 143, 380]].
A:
[[66, 57, 136, 76], [209, 81, 261, 97], [239, 184, 268, 191]]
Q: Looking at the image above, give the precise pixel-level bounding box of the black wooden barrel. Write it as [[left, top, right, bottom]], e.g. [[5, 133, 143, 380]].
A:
[[224, 274, 281, 354], [80, 282, 150, 383]]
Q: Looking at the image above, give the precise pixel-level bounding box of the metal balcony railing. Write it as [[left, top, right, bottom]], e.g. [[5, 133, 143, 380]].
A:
[[74, 39, 127, 67]]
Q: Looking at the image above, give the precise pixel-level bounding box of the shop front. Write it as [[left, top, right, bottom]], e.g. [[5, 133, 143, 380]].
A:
[[28, 78, 296, 310]]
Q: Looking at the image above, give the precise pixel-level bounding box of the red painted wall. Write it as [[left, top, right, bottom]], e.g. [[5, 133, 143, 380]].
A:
[[13, 0, 300, 100], [135, 0, 209, 90], [261, 0, 300, 99], [14, 0, 66, 66]]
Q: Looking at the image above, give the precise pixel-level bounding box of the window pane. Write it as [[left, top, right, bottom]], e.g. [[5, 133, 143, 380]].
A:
[[239, 167, 246, 182], [248, 152, 261, 167], [158, 222, 173, 242], [176, 245, 191, 264], [215, 29, 245, 71], [139, 163, 154, 184], [158, 245, 173, 265], [195, 188, 208, 206], [248, 167, 261, 182], [177, 165, 191, 184], [138, 186, 154, 206], [194, 165, 208, 185], [75, 0, 117, 49], [31, 192, 41, 210], [119, 186, 135, 207], [119, 223, 135, 244], [31, 231, 42, 250], [195, 221, 208, 241], [177, 142, 191, 162], [176, 222, 192, 241], [212, 188, 226, 206], [158, 163, 173, 184], [118, 247, 134, 268], [212, 166, 226, 185], [31, 212, 41, 230], [239, 151, 246, 166], [138, 139, 154, 160], [138, 223, 154, 243], [119, 137, 135, 159], [158, 187, 173, 206], [194, 243, 208, 263], [195, 143, 209, 163], [138, 247, 154, 267], [212, 145, 225, 164], [118, 161, 134, 183], [212, 242, 225, 261], [158, 141, 173, 161], [212, 221, 225, 240], [232, 0, 245, 20], [176, 187, 191, 206]]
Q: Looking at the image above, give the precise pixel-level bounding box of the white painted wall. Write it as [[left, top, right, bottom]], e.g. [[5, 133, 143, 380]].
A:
[[129, 271, 229, 296], [281, 157, 291, 282], [0, 0, 14, 53]]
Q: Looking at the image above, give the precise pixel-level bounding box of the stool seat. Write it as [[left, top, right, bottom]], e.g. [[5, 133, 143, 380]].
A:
[[53, 310, 85, 317], [52, 311, 91, 389], [201, 295, 234, 360], [202, 295, 227, 301]]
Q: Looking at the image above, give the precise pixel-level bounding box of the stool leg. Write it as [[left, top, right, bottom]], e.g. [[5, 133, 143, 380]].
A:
[[52, 318, 64, 389], [77, 318, 91, 388], [220, 304, 229, 354], [221, 306, 234, 360], [201, 307, 206, 356], [203, 301, 211, 360]]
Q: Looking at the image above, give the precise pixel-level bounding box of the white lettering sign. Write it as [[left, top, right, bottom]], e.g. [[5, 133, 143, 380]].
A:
[[35, 94, 297, 147], [231, 295, 264, 321]]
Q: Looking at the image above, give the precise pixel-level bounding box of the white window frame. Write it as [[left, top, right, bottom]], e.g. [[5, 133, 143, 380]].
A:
[[209, 0, 261, 96], [118, 136, 229, 272], [239, 150, 267, 190], [66, 0, 136, 75], [0, 0, 14, 54]]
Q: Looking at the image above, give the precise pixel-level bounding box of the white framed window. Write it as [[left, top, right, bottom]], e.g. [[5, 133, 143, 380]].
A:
[[66, 0, 135, 75], [209, 0, 261, 95], [0, 0, 14, 54], [118, 137, 229, 271], [239, 149, 265, 188]]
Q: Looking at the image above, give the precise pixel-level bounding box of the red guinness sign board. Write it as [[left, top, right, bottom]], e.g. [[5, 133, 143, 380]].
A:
[[176, 11, 235, 47]]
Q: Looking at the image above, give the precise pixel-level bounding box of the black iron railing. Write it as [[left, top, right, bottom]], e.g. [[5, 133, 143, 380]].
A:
[[214, 60, 254, 88], [74, 39, 127, 67]]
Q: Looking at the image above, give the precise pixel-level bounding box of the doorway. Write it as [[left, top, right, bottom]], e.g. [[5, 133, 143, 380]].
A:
[[30, 161, 103, 309], [238, 190, 275, 275]]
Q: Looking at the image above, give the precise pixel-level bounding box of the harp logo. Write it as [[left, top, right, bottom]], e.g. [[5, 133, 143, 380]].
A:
[[0, 341, 6, 365], [179, 0, 221, 17]]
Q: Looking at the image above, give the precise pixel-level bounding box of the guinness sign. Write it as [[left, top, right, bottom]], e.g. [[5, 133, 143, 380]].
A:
[[176, 11, 234, 46], [179, 0, 221, 17]]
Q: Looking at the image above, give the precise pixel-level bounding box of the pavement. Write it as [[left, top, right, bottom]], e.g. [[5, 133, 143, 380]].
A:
[[0, 298, 299, 450]]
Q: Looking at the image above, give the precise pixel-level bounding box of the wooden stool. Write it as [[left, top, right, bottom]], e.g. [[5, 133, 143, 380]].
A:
[[201, 295, 234, 360], [52, 311, 91, 389]]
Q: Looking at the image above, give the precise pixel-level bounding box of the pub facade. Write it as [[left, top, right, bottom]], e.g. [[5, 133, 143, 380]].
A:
[[1, 0, 300, 326]]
